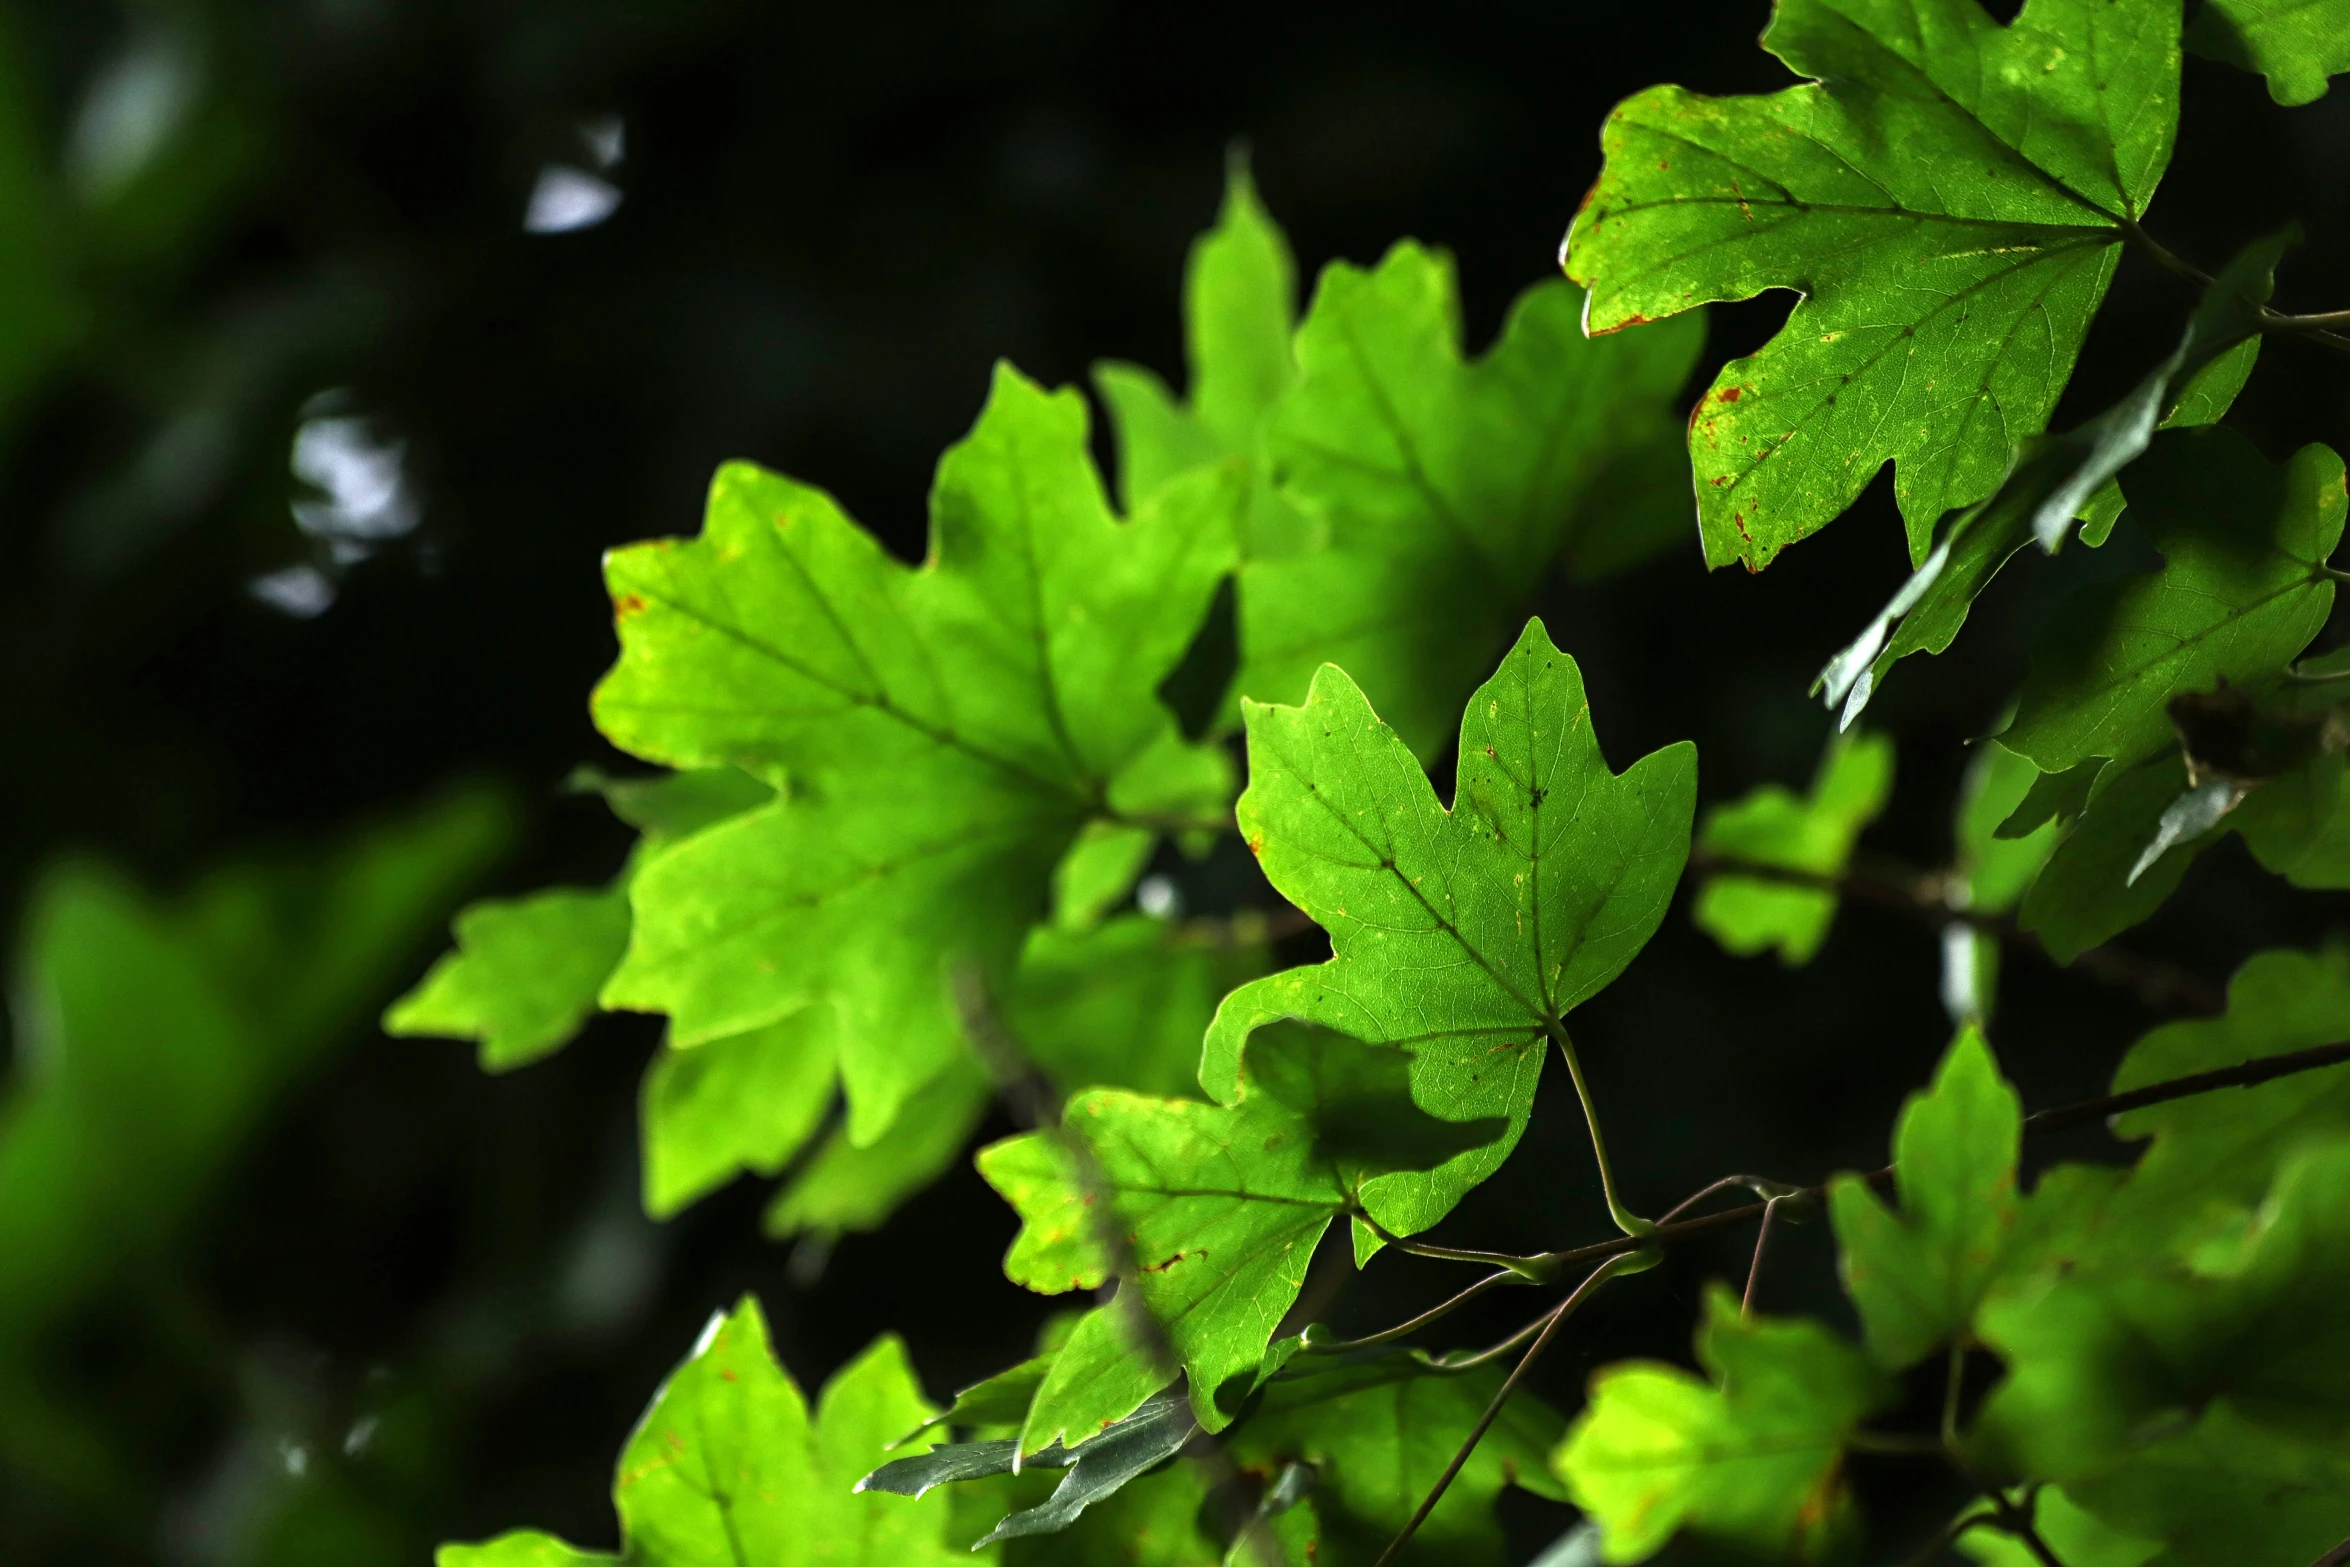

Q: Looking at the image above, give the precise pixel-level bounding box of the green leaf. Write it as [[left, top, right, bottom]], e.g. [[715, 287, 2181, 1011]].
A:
[[764, 1057, 992, 1240], [1693, 729, 1892, 965], [1978, 1140, 2350, 1482], [394, 769, 778, 1073], [1816, 233, 2280, 725], [1205, 619, 1697, 1244], [2057, 1403, 2350, 1567], [1095, 160, 1297, 509], [585, 765, 778, 842], [979, 1026, 1495, 1442], [1830, 1027, 2022, 1368], [902, 1356, 1057, 1445], [385, 883, 630, 1071], [1565, 0, 2179, 569], [1955, 1487, 2157, 1567], [1555, 1286, 1890, 1564], [1242, 252, 1701, 758], [440, 1297, 973, 1566], [641, 1008, 836, 1218], [1050, 822, 1159, 931], [2188, 0, 2350, 105], [2016, 753, 2209, 961], [1012, 916, 1269, 1101], [592, 363, 1243, 1141], [1955, 742, 2060, 918], [2106, 945, 2350, 1216], [437, 1535, 614, 1567], [0, 788, 509, 1377], [2001, 428, 2347, 775], [1224, 1355, 1569, 1566], [1005, 1461, 1224, 1567], [1018, 1304, 1184, 1463]]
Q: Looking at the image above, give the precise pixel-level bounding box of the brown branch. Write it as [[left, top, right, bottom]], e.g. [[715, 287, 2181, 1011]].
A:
[[1369, 1256, 1636, 1567], [2025, 1038, 2350, 1133], [1688, 850, 2225, 1016], [2307, 1536, 2350, 1567], [951, 967, 1285, 1566]]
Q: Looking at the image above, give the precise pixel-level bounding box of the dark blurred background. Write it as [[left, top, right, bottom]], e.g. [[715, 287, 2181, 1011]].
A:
[[3, 1, 2348, 1562]]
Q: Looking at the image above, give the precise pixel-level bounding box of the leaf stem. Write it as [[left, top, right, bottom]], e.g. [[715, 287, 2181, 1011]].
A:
[[1296, 1267, 1530, 1356], [1552, 1027, 1650, 1238], [1369, 1254, 1642, 1567], [1903, 1507, 2000, 1567], [1741, 1194, 1786, 1317], [2119, 219, 2214, 288]]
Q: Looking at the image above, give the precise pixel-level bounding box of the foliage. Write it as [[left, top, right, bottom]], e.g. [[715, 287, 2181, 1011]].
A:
[[437, 1298, 971, 1566], [395, 9, 2350, 1563], [0, 788, 510, 1498]]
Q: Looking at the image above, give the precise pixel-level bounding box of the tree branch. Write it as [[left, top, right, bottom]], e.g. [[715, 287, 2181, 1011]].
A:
[[1369, 1255, 1641, 1567], [951, 966, 1286, 1566], [1688, 850, 2226, 1016]]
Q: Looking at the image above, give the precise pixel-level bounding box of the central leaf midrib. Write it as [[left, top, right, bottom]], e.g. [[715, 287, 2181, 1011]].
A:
[[1322, 310, 1515, 594], [1261, 726, 1554, 1029], [1705, 241, 2114, 510], [2060, 565, 2329, 725], [1777, 12, 2138, 227], [645, 563, 1092, 809]]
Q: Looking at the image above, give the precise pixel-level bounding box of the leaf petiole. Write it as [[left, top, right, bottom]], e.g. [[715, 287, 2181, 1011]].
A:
[[1552, 1027, 1651, 1239]]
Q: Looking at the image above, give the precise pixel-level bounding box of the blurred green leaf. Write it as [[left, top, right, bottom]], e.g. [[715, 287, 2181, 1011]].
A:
[[641, 1009, 836, 1219], [1225, 1355, 1567, 1566], [1555, 1286, 1889, 1564], [1979, 1140, 2350, 1482], [385, 883, 630, 1071], [1243, 251, 1701, 759], [1095, 161, 1297, 510], [1693, 730, 1892, 965], [1830, 1027, 2022, 1368], [2107, 947, 2350, 1216], [1012, 916, 1267, 1101], [0, 787, 510, 1480], [2187, 0, 2350, 105], [764, 1057, 991, 1241]]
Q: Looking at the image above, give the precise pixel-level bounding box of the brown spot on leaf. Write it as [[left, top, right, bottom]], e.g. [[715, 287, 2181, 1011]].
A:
[[614, 592, 648, 617]]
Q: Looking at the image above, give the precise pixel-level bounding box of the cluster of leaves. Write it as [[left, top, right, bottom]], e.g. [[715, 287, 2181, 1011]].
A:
[[421, 0, 2350, 1561]]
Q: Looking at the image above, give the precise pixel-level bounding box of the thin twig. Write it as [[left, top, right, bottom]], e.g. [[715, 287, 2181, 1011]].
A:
[[1689, 851, 2225, 1015], [1903, 1506, 2000, 1567], [952, 967, 1284, 1566], [1369, 1257, 1638, 1567], [2307, 1536, 2350, 1567], [1364, 1036, 2350, 1291], [2023, 1038, 2350, 1132], [1741, 1195, 1785, 1317], [1987, 1487, 2069, 1567]]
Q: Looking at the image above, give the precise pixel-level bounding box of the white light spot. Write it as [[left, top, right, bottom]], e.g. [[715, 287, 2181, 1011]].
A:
[[341, 1416, 378, 1457], [1135, 875, 1181, 920], [278, 1439, 310, 1479], [291, 412, 417, 546], [525, 165, 622, 234], [248, 565, 336, 618]]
